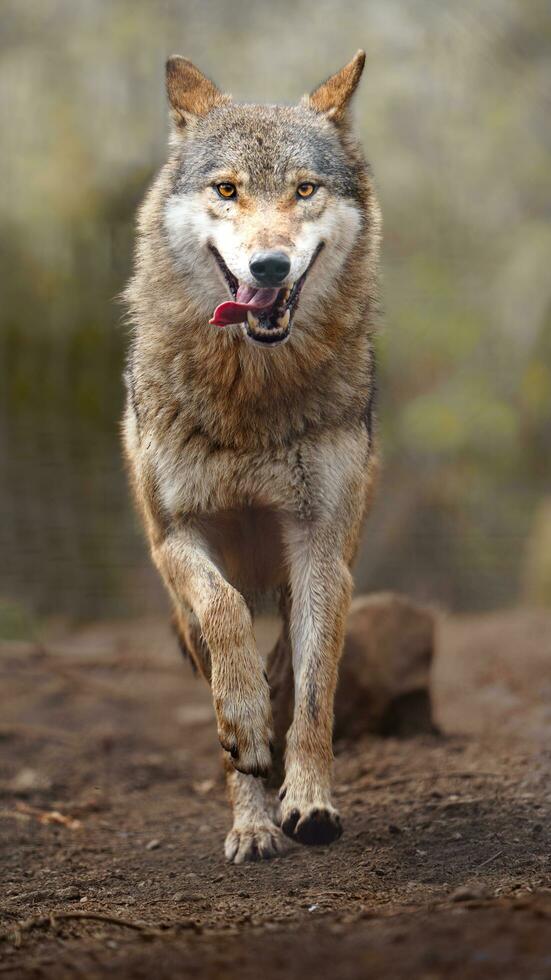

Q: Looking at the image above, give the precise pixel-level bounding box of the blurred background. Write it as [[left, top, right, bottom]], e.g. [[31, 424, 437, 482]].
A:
[[1, 0, 550, 635]]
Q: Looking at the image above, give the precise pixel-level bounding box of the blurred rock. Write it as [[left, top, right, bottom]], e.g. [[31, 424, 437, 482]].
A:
[[9, 767, 52, 795], [335, 592, 437, 739], [450, 883, 489, 902], [433, 608, 551, 739]]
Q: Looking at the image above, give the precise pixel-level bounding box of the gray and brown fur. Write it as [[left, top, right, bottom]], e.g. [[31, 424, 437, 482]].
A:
[[123, 52, 381, 863]]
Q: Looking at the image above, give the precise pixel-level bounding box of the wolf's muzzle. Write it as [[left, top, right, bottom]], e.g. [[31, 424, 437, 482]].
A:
[[249, 251, 291, 286]]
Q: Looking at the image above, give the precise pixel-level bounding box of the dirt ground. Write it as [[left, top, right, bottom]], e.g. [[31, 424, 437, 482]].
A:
[[1, 608, 550, 979]]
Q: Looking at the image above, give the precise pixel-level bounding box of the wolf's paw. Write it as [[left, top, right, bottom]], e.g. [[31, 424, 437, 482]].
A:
[[225, 822, 287, 864], [280, 799, 343, 846], [216, 686, 273, 778]]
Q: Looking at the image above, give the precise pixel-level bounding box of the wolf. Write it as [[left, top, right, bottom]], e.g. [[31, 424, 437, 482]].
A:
[[123, 51, 381, 863]]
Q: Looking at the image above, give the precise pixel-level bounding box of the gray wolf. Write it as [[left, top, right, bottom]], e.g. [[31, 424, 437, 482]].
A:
[[123, 51, 381, 863]]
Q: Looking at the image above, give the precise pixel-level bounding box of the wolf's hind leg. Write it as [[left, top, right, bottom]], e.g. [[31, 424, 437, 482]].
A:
[[265, 590, 294, 788], [224, 759, 287, 863]]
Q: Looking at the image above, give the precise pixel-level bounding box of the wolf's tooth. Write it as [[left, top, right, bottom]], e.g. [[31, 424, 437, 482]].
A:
[[282, 288, 291, 301], [276, 309, 290, 329], [247, 311, 259, 329]]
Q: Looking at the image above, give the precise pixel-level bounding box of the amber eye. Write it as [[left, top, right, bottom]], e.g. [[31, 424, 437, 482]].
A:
[[216, 182, 237, 199], [296, 182, 317, 199]]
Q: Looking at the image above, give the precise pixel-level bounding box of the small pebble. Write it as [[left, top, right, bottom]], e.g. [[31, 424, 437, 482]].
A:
[[10, 768, 52, 793], [450, 883, 488, 902], [145, 838, 161, 851], [58, 886, 80, 900]]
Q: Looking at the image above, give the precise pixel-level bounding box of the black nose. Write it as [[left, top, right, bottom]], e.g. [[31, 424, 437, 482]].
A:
[[249, 251, 291, 286]]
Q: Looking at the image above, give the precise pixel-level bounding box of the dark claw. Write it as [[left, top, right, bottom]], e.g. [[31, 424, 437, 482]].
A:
[[278, 786, 287, 801], [282, 808, 300, 838]]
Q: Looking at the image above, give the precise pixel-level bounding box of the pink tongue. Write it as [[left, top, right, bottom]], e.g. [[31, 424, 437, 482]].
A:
[[209, 286, 280, 327]]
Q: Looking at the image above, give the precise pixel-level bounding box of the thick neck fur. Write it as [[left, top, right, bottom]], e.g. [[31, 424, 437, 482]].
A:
[[125, 161, 381, 452]]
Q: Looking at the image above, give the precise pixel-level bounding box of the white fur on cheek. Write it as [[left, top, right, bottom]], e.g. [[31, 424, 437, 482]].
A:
[[210, 221, 259, 286], [164, 192, 258, 300], [164, 193, 228, 317], [292, 199, 362, 321]]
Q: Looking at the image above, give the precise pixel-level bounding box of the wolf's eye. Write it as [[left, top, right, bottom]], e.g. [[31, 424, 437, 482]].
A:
[[216, 182, 237, 199], [296, 182, 317, 199]]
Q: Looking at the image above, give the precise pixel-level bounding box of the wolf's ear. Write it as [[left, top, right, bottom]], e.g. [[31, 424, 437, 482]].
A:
[[166, 56, 230, 130], [304, 50, 366, 125]]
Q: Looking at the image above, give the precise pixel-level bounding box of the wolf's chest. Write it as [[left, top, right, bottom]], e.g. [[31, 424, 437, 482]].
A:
[[152, 430, 300, 519], [151, 419, 367, 529]]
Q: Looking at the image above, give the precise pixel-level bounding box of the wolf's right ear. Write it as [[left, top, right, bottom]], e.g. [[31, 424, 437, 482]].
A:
[[304, 51, 366, 126], [166, 57, 230, 131]]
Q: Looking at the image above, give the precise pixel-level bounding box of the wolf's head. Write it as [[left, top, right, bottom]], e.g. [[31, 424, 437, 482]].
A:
[[163, 53, 372, 348]]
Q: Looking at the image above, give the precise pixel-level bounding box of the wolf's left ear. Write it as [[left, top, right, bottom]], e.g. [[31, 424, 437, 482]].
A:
[[304, 50, 366, 125], [166, 56, 230, 130]]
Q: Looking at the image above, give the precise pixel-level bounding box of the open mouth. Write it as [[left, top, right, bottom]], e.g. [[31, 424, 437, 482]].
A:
[[208, 244, 324, 347]]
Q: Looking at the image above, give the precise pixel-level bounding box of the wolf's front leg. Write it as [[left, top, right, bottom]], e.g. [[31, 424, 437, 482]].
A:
[[153, 527, 273, 777], [279, 520, 353, 845], [224, 761, 287, 863]]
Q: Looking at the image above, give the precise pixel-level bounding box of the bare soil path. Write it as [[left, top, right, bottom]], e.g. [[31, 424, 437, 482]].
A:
[[1, 613, 550, 978]]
